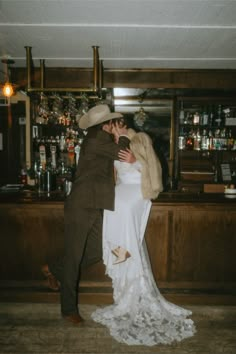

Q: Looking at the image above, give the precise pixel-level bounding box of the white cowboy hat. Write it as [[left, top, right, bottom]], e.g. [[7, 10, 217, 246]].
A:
[[79, 104, 123, 129]]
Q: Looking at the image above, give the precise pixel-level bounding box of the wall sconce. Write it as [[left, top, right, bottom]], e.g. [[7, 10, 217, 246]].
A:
[[2, 82, 14, 97], [1, 58, 15, 98]]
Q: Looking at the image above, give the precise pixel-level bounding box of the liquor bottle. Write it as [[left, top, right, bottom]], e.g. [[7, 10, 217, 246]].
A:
[[178, 126, 186, 150], [65, 112, 71, 126], [208, 105, 215, 127], [179, 101, 185, 124], [201, 106, 209, 126], [188, 112, 194, 125], [183, 111, 189, 125], [220, 128, 227, 150], [193, 128, 201, 150], [201, 129, 209, 150], [59, 132, 66, 152], [215, 105, 222, 127], [228, 129, 234, 150], [50, 145, 57, 169], [185, 130, 194, 150], [67, 138, 75, 167], [39, 143, 46, 170], [208, 130, 214, 150], [19, 168, 27, 185], [193, 112, 200, 125]]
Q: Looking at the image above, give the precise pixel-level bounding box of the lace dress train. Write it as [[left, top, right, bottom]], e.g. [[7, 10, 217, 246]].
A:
[[91, 161, 196, 346]]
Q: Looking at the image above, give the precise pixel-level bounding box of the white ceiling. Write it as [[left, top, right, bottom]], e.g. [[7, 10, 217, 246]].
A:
[[0, 0, 236, 78]]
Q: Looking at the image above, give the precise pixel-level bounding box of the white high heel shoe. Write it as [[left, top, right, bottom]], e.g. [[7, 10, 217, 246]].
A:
[[111, 247, 120, 257], [113, 247, 131, 265]]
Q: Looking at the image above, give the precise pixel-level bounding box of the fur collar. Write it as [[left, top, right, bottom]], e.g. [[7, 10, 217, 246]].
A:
[[128, 129, 163, 199]]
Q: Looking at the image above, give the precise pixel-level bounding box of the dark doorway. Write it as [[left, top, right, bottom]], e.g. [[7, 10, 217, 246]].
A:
[[0, 101, 26, 185]]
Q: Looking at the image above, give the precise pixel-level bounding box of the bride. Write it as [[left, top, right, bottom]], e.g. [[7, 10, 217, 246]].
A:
[[91, 120, 196, 346]]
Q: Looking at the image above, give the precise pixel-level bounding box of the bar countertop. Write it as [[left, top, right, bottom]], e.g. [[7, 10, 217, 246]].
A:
[[0, 186, 236, 205]]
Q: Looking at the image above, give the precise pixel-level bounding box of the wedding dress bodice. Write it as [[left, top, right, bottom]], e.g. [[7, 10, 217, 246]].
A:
[[114, 160, 142, 185]]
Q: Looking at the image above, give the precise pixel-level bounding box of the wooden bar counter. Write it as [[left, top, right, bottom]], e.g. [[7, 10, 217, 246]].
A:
[[0, 189, 236, 305]]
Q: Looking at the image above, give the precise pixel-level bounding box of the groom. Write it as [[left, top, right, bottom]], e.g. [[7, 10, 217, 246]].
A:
[[42, 104, 133, 325]]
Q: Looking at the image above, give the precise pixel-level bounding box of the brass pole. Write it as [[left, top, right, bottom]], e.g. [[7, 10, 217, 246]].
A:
[[26, 87, 98, 93], [92, 46, 99, 92], [98, 59, 103, 98], [24, 46, 103, 93], [24, 46, 32, 91], [40, 59, 45, 90]]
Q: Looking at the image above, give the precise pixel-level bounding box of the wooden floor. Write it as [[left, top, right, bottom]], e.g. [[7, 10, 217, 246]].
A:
[[0, 302, 235, 354], [0, 280, 236, 306]]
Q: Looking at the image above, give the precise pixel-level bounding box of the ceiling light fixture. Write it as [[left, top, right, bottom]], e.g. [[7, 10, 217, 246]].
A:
[[1, 58, 15, 98]]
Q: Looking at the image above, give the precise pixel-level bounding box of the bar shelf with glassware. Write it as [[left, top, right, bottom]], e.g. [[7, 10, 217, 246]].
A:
[[28, 93, 91, 193], [176, 97, 236, 192]]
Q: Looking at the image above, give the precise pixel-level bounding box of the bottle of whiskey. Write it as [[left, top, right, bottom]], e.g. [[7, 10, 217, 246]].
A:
[[193, 112, 200, 125]]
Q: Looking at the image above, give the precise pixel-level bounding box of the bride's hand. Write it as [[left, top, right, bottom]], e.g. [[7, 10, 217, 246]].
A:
[[118, 148, 136, 163], [111, 122, 128, 143]]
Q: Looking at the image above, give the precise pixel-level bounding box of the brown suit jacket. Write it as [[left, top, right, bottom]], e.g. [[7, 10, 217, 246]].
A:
[[66, 126, 130, 210]]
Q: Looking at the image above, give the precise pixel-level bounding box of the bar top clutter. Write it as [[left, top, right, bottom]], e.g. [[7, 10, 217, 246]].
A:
[[0, 185, 236, 205]]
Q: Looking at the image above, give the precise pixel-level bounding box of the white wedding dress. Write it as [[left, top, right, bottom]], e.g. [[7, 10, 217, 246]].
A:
[[91, 161, 196, 346]]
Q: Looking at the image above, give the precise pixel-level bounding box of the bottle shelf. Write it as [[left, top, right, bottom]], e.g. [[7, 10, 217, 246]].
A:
[[176, 97, 236, 190]]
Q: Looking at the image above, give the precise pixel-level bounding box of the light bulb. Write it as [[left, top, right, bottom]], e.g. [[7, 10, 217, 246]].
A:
[[2, 82, 14, 97]]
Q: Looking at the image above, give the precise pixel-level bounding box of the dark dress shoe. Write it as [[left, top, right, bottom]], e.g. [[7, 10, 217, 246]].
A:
[[63, 314, 85, 325], [41, 264, 60, 291]]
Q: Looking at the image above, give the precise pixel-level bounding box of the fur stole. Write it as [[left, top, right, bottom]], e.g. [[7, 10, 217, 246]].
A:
[[127, 129, 163, 200]]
